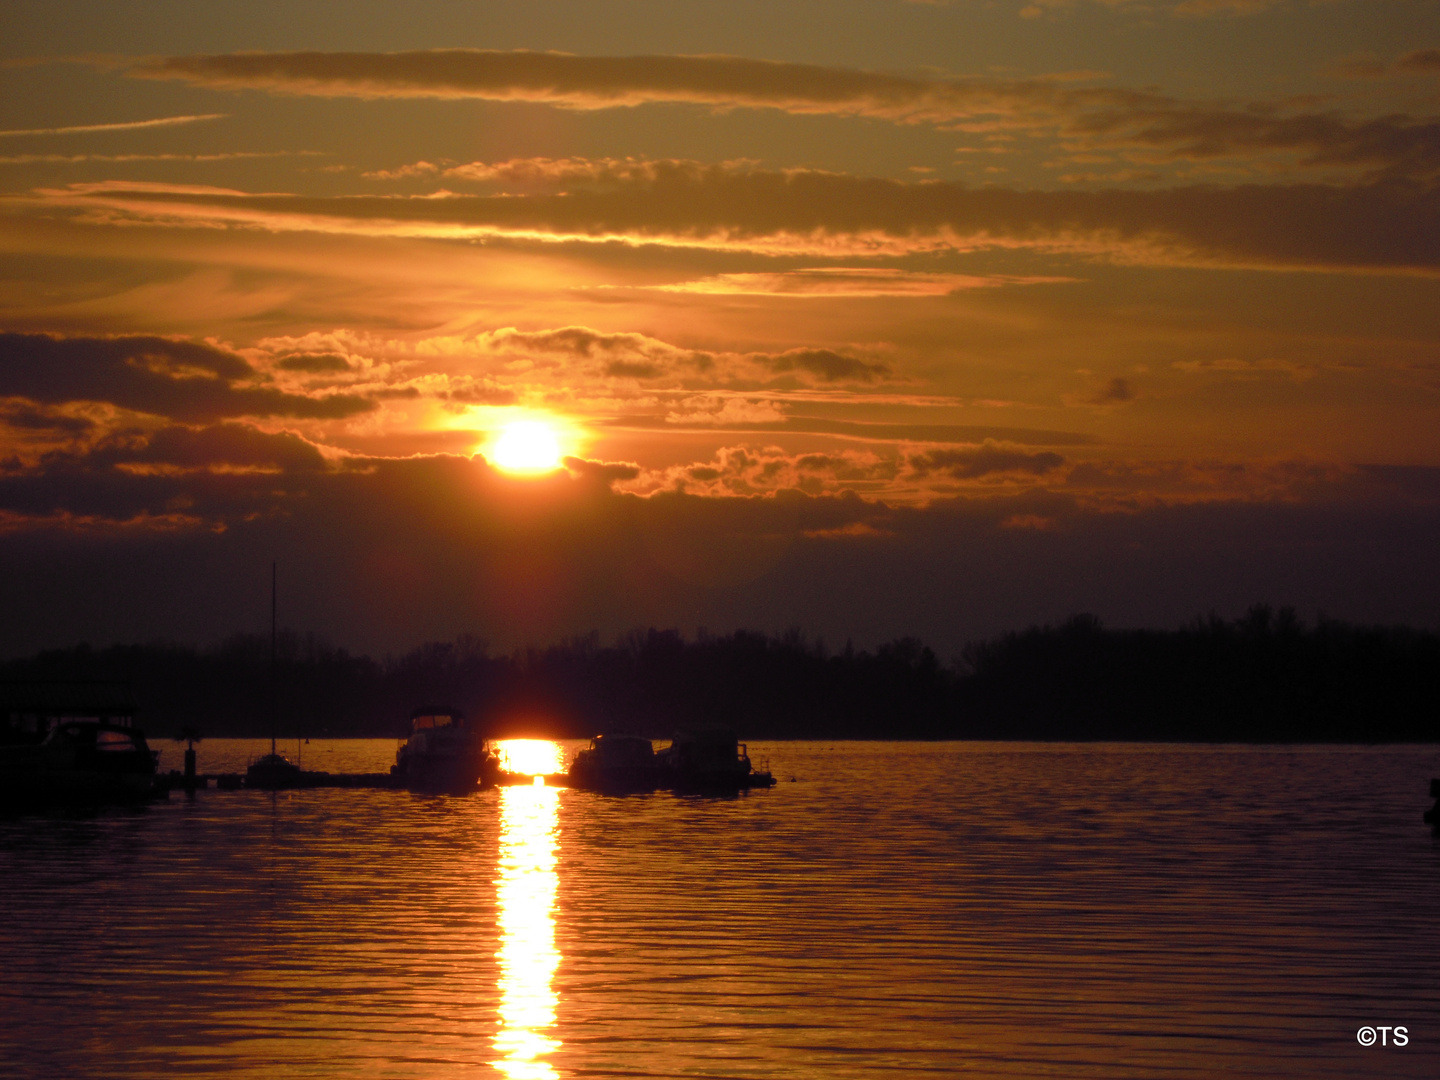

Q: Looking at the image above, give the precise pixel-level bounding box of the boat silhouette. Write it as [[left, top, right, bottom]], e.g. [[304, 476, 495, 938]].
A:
[[567, 727, 775, 794], [391, 706, 499, 793], [0, 719, 161, 806], [658, 727, 775, 792]]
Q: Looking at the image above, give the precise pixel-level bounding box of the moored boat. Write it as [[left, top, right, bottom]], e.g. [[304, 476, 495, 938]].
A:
[[392, 706, 497, 793], [245, 751, 304, 789], [0, 719, 162, 806], [657, 726, 775, 791], [567, 733, 662, 792]]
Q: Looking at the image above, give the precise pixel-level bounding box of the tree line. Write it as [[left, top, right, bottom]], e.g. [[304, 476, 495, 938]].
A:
[[2, 607, 1436, 742]]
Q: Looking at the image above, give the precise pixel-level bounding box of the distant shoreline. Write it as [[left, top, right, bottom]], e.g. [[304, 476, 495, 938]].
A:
[[6, 607, 1438, 745]]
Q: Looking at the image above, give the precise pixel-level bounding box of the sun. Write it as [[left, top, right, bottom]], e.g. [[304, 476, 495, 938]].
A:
[[490, 419, 564, 474]]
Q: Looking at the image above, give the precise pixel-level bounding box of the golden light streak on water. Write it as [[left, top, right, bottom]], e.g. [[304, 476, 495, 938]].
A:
[[493, 764, 562, 1079]]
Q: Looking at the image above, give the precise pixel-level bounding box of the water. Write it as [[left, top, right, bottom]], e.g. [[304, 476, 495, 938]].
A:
[[2, 741, 1437, 1078]]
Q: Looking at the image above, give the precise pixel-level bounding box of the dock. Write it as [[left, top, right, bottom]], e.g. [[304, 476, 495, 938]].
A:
[[156, 768, 568, 793], [158, 769, 399, 792]]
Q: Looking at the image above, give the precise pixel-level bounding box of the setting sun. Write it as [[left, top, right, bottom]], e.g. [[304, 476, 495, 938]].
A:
[[490, 420, 564, 475]]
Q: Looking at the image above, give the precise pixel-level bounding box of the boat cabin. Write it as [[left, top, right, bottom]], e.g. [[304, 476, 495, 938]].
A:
[[408, 707, 465, 733], [666, 726, 747, 770], [1, 681, 138, 744], [585, 733, 655, 765], [44, 720, 155, 769]]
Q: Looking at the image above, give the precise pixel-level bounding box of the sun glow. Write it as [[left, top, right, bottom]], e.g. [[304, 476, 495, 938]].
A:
[[497, 738, 564, 777], [490, 420, 564, 474]]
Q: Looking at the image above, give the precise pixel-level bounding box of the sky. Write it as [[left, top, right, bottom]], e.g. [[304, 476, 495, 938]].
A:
[[1, 0, 1438, 658]]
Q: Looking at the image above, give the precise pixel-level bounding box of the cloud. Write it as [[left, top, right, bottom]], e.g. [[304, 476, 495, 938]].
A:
[[562, 455, 641, 484], [1067, 104, 1440, 183], [1, 401, 95, 436], [907, 441, 1066, 479], [274, 352, 353, 373], [1344, 48, 1440, 79], [362, 160, 441, 180], [442, 156, 680, 186], [1396, 49, 1440, 76], [1091, 376, 1134, 404], [130, 50, 1108, 122], [919, 0, 1290, 15], [440, 381, 519, 406], [767, 349, 890, 382], [461, 325, 893, 388], [0, 114, 226, 138], [648, 268, 1074, 297], [613, 412, 1098, 447], [0, 430, 331, 527], [0, 151, 309, 166], [618, 443, 901, 498], [0, 333, 377, 422], [665, 397, 789, 426], [1168, 0, 1281, 14], [129, 52, 1440, 181], [609, 439, 1077, 501], [89, 422, 329, 472], [40, 168, 1440, 273], [1171, 356, 1312, 379], [3, 451, 1437, 659]]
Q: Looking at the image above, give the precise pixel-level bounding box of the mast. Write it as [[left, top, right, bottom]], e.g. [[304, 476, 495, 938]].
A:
[[270, 560, 277, 758]]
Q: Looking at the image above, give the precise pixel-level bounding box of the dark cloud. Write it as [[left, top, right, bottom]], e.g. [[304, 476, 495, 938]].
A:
[[1, 400, 93, 435], [618, 444, 900, 499], [604, 360, 663, 379], [562, 455, 642, 484], [90, 423, 328, 472], [1071, 105, 1440, 182], [467, 325, 887, 387], [1, 451, 1437, 660], [768, 349, 890, 383], [908, 442, 1066, 479], [613, 413, 1098, 447], [63, 169, 1440, 272], [129, 50, 1105, 121], [130, 51, 1440, 181], [1092, 377, 1135, 404], [0, 421, 332, 527], [0, 333, 377, 422], [1396, 49, 1440, 75]]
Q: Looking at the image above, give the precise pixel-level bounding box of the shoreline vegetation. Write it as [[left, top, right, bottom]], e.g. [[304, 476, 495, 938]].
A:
[[2, 606, 1437, 743]]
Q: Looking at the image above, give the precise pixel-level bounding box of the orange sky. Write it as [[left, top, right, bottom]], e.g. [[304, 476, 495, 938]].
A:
[[1, 2, 1438, 653]]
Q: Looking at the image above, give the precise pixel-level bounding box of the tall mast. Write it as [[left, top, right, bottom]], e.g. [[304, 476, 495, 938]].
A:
[[270, 560, 277, 758]]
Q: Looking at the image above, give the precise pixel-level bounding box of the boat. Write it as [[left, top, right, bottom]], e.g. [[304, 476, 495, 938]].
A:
[[0, 719, 162, 806], [566, 733, 663, 792], [657, 726, 775, 792], [392, 706, 497, 793], [246, 560, 304, 791], [245, 752, 305, 790]]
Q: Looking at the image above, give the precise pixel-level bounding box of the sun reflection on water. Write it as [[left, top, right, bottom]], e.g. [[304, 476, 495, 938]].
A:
[[493, 743, 562, 1079]]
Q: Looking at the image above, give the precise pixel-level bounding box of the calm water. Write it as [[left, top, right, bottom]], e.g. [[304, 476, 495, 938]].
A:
[[2, 741, 1438, 1079]]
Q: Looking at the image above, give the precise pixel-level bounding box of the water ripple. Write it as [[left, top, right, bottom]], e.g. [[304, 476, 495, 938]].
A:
[[1, 741, 1438, 1078]]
